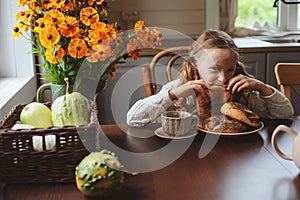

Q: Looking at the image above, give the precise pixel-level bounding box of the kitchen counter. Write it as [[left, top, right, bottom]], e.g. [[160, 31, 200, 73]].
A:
[[233, 37, 300, 53], [140, 36, 300, 56]]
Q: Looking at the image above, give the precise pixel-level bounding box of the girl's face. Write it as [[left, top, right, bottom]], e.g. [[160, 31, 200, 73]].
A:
[[195, 48, 238, 86]]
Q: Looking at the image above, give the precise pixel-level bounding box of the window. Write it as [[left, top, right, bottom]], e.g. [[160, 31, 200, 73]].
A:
[[235, 0, 277, 29], [0, 0, 36, 119], [236, 0, 300, 31]]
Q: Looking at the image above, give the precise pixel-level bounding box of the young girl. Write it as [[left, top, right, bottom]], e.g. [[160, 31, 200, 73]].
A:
[[127, 30, 294, 127]]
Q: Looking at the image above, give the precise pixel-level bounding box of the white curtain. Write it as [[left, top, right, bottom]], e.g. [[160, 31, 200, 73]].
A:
[[219, 0, 238, 34]]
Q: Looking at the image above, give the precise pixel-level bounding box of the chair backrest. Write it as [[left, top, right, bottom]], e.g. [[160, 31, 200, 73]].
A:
[[274, 63, 300, 102], [142, 46, 190, 97]]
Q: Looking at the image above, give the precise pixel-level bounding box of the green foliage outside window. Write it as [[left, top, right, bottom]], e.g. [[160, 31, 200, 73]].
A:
[[235, 0, 277, 28]]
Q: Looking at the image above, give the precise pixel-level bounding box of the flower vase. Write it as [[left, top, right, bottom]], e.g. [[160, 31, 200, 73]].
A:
[[36, 83, 73, 103]]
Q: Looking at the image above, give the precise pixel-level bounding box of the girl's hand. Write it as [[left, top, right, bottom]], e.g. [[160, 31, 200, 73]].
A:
[[227, 74, 274, 96], [169, 79, 208, 99]]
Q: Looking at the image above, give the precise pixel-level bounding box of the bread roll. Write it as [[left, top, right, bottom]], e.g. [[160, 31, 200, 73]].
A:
[[196, 84, 231, 121], [220, 102, 261, 128], [201, 115, 248, 133], [196, 86, 211, 120]]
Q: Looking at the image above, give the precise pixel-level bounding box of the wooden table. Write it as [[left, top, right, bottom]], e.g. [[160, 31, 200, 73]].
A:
[[2, 117, 300, 200]]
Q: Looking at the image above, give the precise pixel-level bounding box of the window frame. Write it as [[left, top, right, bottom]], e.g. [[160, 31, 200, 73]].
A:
[[0, 0, 36, 119], [278, 1, 299, 30]]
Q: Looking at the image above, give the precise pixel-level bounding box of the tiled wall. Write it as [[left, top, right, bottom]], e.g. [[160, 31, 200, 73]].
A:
[[107, 0, 206, 36]]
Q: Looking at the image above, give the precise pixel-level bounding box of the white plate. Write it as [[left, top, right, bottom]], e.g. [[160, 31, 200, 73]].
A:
[[154, 127, 198, 139], [198, 122, 264, 136]]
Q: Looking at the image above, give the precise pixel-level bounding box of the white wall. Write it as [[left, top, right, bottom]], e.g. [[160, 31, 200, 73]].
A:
[[107, 0, 206, 36], [206, 0, 219, 30]]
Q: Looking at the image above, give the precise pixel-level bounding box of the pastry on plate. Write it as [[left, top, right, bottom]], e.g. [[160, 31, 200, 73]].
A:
[[201, 114, 249, 133], [220, 102, 262, 128]]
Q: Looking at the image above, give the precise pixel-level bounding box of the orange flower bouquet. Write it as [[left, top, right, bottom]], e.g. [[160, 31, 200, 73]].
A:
[[13, 0, 162, 88]]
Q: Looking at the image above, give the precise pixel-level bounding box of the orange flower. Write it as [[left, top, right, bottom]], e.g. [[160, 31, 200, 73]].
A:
[[68, 38, 89, 59], [45, 45, 65, 64], [39, 27, 60, 48], [80, 7, 99, 26], [106, 23, 119, 38], [110, 71, 116, 80], [134, 20, 149, 37], [141, 33, 156, 48], [89, 43, 112, 61], [42, 0, 54, 10], [59, 16, 79, 37], [95, 0, 105, 5], [127, 39, 141, 61], [88, 0, 94, 6], [107, 64, 117, 80], [86, 51, 101, 63], [21, 21, 30, 32], [28, 1, 42, 10], [134, 20, 151, 38], [90, 21, 107, 30], [87, 0, 105, 6], [33, 18, 46, 33], [73, 29, 89, 41], [101, 9, 108, 17], [18, 0, 28, 6], [13, 0, 161, 85], [49, 0, 66, 9], [44, 9, 65, 28], [60, 0, 75, 12], [16, 10, 35, 23], [13, 27, 22, 39], [43, 0, 67, 10], [88, 22, 110, 47], [134, 21, 156, 48], [88, 31, 110, 47], [13, 22, 29, 39], [153, 27, 162, 46], [134, 20, 146, 29]]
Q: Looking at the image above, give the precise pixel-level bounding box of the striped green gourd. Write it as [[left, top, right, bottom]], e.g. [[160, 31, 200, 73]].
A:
[[51, 78, 90, 126]]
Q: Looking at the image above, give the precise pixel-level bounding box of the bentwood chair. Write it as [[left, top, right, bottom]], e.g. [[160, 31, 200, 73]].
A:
[[274, 63, 300, 102], [142, 46, 190, 97]]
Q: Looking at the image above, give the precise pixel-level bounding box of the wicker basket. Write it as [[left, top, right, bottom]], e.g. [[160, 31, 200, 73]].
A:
[[0, 101, 98, 183]]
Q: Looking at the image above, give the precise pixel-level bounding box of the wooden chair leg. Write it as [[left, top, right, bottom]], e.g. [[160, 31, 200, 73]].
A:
[[142, 67, 154, 97]]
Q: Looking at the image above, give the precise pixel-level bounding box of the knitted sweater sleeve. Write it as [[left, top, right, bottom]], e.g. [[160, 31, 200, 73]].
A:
[[126, 80, 179, 127], [247, 85, 294, 119]]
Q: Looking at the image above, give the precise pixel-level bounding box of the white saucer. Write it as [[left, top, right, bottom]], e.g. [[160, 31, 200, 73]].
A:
[[154, 127, 198, 139]]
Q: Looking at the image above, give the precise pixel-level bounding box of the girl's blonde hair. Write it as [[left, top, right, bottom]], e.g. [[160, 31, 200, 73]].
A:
[[178, 29, 252, 83]]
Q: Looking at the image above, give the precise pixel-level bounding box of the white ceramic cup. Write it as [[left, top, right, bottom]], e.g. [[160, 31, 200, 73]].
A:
[[272, 124, 300, 168], [161, 111, 199, 137]]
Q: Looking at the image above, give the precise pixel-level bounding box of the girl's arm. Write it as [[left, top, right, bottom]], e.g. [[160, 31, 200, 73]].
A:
[[247, 86, 294, 119], [126, 80, 179, 127], [228, 74, 294, 119]]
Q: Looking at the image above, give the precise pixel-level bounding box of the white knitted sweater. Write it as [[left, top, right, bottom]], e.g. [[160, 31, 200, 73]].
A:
[[127, 80, 294, 127]]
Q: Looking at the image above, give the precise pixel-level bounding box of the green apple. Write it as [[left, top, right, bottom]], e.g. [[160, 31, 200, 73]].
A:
[[20, 102, 53, 128]]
